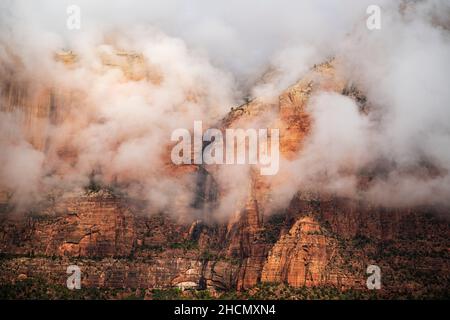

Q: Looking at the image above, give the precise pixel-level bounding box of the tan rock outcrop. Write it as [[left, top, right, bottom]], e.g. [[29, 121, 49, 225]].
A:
[[261, 216, 353, 287]]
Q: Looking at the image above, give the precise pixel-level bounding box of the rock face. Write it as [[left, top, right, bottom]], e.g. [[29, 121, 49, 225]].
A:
[[226, 196, 270, 290], [261, 216, 353, 288], [0, 54, 449, 299], [2, 189, 448, 298], [0, 190, 240, 291], [51, 192, 136, 258], [0, 191, 135, 258]]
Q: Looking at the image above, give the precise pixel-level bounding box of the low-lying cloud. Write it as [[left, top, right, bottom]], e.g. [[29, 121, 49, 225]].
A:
[[1, 0, 449, 219]]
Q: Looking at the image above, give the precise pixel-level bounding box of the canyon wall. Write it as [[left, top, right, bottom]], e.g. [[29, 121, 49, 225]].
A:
[[0, 54, 449, 299]]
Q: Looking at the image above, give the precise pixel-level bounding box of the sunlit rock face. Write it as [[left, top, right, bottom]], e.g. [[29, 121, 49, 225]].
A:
[[0, 190, 135, 258], [0, 52, 449, 299], [261, 216, 352, 288]]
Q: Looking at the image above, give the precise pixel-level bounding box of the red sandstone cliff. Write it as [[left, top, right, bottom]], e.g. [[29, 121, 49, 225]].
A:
[[0, 52, 449, 299]]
